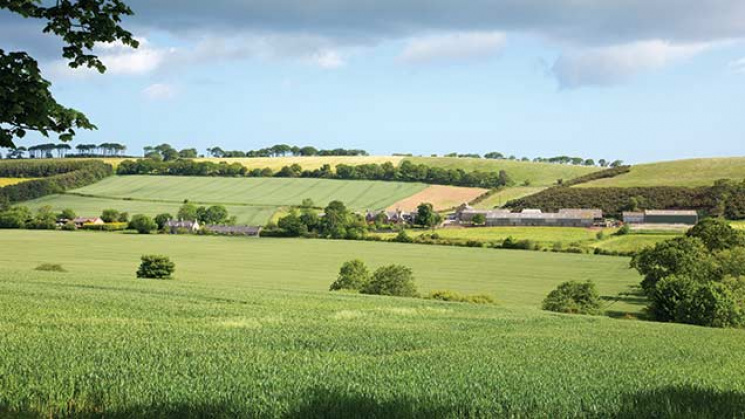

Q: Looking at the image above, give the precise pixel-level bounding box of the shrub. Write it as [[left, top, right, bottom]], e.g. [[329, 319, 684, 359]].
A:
[[129, 214, 157, 234], [101, 209, 120, 223], [80, 222, 128, 231], [686, 218, 745, 251], [615, 225, 630, 236], [329, 259, 370, 292], [35, 263, 66, 272], [650, 275, 745, 328], [137, 255, 175, 279], [542, 280, 602, 315], [428, 290, 495, 304], [361, 265, 418, 297], [154, 213, 173, 230], [61, 221, 77, 231], [392, 230, 413, 243]]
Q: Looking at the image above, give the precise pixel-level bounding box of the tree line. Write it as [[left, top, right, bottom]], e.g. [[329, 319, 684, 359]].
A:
[[445, 152, 624, 168], [117, 159, 515, 189], [1, 143, 129, 159], [0, 160, 113, 205], [206, 144, 368, 158]]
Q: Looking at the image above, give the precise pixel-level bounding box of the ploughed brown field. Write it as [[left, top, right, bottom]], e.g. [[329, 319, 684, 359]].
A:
[[387, 185, 487, 212]]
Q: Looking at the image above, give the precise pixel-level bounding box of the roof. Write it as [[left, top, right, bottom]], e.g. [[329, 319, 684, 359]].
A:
[[559, 209, 603, 218], [622, 212, 645, 217], [521, 209, 543, 214], [644, 210, 698, 216], [486, 212, 595, 221], [72, 217, 101, 222], [166, 220, 199, 228]]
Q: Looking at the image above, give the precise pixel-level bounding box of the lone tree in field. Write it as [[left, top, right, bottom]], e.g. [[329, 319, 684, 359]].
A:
[[329, 259, 370, 292], [137, 255, 175, 279], [1, 0, 138, 148], [361, 265, 418, 297]]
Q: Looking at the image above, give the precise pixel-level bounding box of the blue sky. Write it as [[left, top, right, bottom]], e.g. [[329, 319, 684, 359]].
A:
[[2, 1, 745, 163]]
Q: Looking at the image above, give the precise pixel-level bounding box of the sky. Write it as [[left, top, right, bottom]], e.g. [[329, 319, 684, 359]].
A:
[[2, 1, 745, 163]]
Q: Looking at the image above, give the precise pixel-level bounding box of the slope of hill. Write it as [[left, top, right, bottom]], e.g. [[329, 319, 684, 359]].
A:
[[577, 157, 745, 188], [405, 157, 600, 186], [194, 155, 405, 171]]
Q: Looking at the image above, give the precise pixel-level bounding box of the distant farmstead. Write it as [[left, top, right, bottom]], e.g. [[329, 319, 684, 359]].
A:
[[365, 210, 414, 225], [455, 205, 604, 228], [623, 210, 699, 226], [165, 220, 200, 233]]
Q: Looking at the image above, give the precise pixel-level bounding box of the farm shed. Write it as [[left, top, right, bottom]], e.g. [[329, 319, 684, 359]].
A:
[[643, 210, 699, 225], [455, 206, 601, 228], [622, 212, 645, 224]]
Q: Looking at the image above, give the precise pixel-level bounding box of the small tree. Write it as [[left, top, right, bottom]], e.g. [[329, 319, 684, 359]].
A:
[[686, 218, 745, 252], [542, 281, 602, 315], [101, 209, 120, 223], [117, 212, 130, 223], [137, 255, 175, 279], [177, 203, 198, 221], [329, 259, 370, 291], [154, 213, 173, 230], [361, 265, 418, 297], [472, 213, 486, 226], [415, 203, 442, 229], [59, 208, 77, 220], [129, 214, 157, 234]]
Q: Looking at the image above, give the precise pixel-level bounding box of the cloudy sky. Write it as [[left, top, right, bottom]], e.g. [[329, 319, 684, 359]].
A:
[[3, 1, 745, 162]]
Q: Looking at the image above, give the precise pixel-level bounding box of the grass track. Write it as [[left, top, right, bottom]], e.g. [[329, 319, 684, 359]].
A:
[[577, 157, 745, 187], [1, 231, 745, 417]]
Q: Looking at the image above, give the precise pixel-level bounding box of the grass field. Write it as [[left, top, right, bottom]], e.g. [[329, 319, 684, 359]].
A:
[[577, 157, 745, 188], [0, 178, 37, 187], [377, 226, 615, 247], [592, 233, 681, 253], [1, 231, 745, 417], [406, 157, 600, 186], [472, 186, 547, 209]]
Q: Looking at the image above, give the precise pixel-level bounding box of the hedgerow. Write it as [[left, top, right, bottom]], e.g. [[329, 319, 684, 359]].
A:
[[561, 165, 632, 187], [0, 160, 113, 203]]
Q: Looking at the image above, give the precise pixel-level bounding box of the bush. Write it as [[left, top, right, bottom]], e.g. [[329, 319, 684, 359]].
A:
[[35, 263, 66, 272], [61, 221, 77, 231], [542, 280, 602, 315], [101, 209, 120, 223], [329, 259, 370, 292], [137, 255, 175, 279], [80, 222, 128, 231], [427, 290, 495, 304], [650, 275, 745, 328], [392, 230, 413, 243], [615, 225, 630, 236], [129, 214, 157, 234], [361, 265, 418, 297]]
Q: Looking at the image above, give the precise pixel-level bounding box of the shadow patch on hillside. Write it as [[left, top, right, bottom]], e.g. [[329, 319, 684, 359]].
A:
[[616, 386, 745, 419]]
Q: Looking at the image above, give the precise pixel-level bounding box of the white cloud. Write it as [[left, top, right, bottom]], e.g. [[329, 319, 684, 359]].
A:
[[306, 49, 346, 69], [142, 83, 177, 100], [551, 40, 712, 88], [730, 58, 745, 73], [398, 32, 506, 65]]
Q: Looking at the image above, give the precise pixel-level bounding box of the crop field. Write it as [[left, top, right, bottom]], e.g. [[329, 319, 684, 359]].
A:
[[386, 185, 487, 212], [23, 194, 277, 225], [406, 157, 600, 186], [472, 186, 547, 209], [193, 155, 405, 170], [577, 157, 745, 188], [0, 178, 36, 187], [1, 231, 745, 417]]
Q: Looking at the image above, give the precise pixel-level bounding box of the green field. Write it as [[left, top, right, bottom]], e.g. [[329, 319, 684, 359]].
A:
[[592, 233, 681, 253], [195, 155, 405, 171], [577, 157, 745, 188], [377, 226, 615, 247], [21, 176, 428, 224], [2, 231, 745, 417], [406, 157, 600, 186]]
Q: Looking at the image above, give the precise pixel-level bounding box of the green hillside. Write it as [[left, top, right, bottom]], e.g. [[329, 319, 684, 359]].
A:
[[22, 176, 428, 224], [577, 157, 745, 188], [2, 231, 745, 417], [406, 157, 600, 186]]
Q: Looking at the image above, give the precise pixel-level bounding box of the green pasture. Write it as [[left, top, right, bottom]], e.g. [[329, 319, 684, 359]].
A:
[[471, 186, 547, 209], [1, 231, 745, 417], [592, 233, 682, 253], [406, 157, 599, 186], [577, 157, 745, 188], [378, 226, 616, 247]]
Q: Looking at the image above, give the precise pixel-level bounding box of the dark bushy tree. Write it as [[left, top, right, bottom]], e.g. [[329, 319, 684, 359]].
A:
[[329, 259, 370, 291], [686, 218, 745, 252], [154, 213, 172, 230], [100, 209, 120, 223], [415, 202, 441, 229], [361, 265, 418, 297], [129, 214, 157, 234], [137, 255, 175, 279], [542, 281, 602, 315]]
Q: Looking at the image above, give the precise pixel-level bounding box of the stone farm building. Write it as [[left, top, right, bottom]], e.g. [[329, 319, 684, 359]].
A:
[[455, 206, 604, 228], [206, 225, 262, 237], [623, 210, 699, 226], [365, 210, 415, 225], [165, 220, 200, 234]]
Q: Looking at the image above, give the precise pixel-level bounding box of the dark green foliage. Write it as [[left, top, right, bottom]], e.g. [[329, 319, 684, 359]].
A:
[[0, 160, 113, 204], [207, 144, 367, 158], [117, 212, 129, 223], [0, 206, 32, 228], [177, 203, 198, 221], [101, 209, 120, 223], [198, 205, 229, 225], [542, 281, 602, 315], [58, 208, 76, 220], [393, 230, 413, 243], [0, 0, 137, 146], [61, 221, 76, 231], [34, 263, 66, 273], [471, 213, 486, 226], [154, 213, 173, 230], [329, 259, 370, 291], [117, 159, 514, 188], [631, 236, 720, 294], [507, 183, 745, 219], [361, 265, 418, 297], [136, 255, 175, 279], [414, 203, 441, 228], [686, 218, 745, 251], [561, 166, 632, 187], [29, 206, 57, 230], [277, 211, 306, 236], [129, 214, 157, 234], [649, 276, 745, 328]]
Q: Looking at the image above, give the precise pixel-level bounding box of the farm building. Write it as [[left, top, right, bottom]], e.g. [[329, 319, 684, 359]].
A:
[[455, 206, 603, 228], [206, 225, 262, 237], [365, 210, 414, 225], [165, 220, 200, 234], [623, 210, 698, 225]]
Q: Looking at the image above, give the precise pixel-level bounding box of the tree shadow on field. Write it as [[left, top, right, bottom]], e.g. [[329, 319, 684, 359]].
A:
[[603, 285, 650, 320], [615, 386, 745, 419]]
